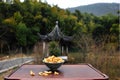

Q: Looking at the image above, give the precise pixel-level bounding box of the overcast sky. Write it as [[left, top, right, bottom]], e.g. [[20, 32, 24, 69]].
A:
[[21, 0, 120, 9], [41, 0, 120, 9]]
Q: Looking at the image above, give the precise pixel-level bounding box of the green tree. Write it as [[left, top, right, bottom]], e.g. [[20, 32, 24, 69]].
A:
[[92, 24, 106, 44], [49, 41, 61, 56], [16, 22, 28, 47], [110, 23, 119, 43], [0, 2, 10, 18], [13, 11, 23, 23], [73, 10, 83, 21], [61, 15, 77, 35], [23, 12, 34, 27], [26, 27, 39, 46]]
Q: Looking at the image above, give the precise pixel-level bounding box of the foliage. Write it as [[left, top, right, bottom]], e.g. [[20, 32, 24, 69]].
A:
[[49, 41, 61, 56], [0, 1, 119, 53], [69, 32, 120, 80], [68, 51, 120, 80], [0, 1, 119, 80], [16, 22, 28, 46]]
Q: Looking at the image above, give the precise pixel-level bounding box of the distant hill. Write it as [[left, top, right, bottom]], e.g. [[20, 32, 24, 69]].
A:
[[67, 3, 120, 16]]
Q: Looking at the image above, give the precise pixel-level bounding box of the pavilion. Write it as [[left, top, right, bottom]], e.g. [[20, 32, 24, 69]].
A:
[[37, 21, 72, 58]]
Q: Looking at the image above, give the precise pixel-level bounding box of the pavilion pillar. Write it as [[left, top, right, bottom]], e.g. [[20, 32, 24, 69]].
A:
[[62, 46, 64, 55], [66, 46, 68, 56], [46, 42, 49, 56], [43, 41, 46, 57]]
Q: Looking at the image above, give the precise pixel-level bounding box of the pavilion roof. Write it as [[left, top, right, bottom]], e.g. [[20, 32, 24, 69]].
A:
[[37, 21, 72, 41]]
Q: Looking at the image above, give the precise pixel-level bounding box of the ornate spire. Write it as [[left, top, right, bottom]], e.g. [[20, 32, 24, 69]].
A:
[[56, 21, 58, 25]]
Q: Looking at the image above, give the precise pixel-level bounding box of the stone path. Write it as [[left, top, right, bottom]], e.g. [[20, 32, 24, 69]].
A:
[[0, 57, 34, 73]]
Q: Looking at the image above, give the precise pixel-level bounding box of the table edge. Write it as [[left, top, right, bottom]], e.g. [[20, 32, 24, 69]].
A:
[[4, 63, 109, 80]]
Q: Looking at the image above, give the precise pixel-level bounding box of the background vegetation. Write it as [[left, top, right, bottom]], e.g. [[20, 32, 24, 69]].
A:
[[0, 0, 119, 54], [0, 0, 119, 80]]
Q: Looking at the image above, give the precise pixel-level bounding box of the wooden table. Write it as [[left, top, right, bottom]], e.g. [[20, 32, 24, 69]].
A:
[[4, 64, 109, 80]]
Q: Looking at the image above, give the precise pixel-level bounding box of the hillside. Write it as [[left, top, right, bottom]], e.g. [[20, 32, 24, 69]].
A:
[[67, 3, 120, 16]]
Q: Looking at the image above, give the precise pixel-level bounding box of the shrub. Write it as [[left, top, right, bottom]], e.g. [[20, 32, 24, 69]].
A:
[[49, 41, 61, 56]]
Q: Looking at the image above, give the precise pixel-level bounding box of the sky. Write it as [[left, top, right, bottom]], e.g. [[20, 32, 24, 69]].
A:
[[41, 0, 120, 9], [21, 0, 120, 9]]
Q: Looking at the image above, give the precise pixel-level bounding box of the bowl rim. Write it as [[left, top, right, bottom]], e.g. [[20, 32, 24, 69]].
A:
[[42, 60, 65, 64]]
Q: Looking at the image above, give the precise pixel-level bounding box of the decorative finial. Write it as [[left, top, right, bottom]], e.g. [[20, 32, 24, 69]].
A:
[[56, 21, 58, 25]]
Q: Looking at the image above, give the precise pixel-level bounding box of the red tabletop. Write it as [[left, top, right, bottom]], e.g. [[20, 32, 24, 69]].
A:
[[4, 64, 109, 80]]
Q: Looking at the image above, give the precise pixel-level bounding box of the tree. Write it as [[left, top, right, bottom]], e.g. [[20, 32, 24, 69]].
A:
[[0, 2, 10, 18], [23, 12, 34, 27], [3, 17, 15, 25], [26, 27, 39, 46], [92, 24, 106, 44], [110, 23, 119, 43], [13, 11, 23, 23], [49, 41, 61, 56], [61, 15, 77, 35], [16, 22, 28, 47], [73, 10, 83, 21], [0, 0, 119, 54]]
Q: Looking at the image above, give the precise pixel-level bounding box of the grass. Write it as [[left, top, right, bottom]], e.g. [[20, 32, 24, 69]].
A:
[[68, 52, 120, 80], [0, 50, 119, 80], [0, 67, 18, 80]]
